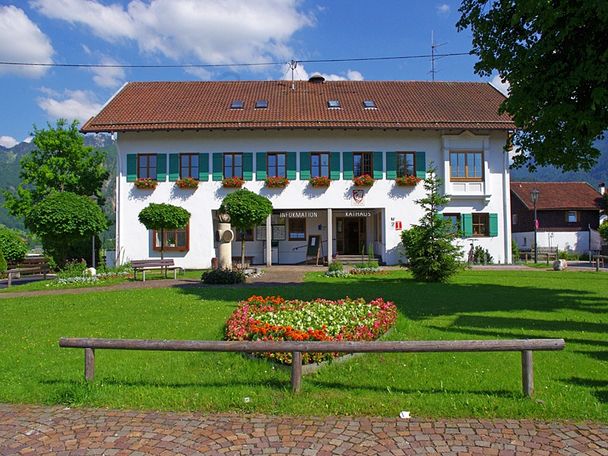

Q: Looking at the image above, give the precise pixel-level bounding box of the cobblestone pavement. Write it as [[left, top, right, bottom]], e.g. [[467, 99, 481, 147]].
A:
[[0, 405, 606, 455]]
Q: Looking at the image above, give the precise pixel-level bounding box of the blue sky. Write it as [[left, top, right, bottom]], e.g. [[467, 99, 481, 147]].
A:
[[0, 0, 506, 147]]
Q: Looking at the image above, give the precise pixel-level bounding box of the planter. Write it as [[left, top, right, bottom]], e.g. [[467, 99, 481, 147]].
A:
[[175, 177, 199, 189], [222, 177, 245, 188], [134, 178, 157, 190], [265, 176, 289, 189], [395, 175, 422, 186], [309, 176, 331, 188], [352, 174, 374, 187]]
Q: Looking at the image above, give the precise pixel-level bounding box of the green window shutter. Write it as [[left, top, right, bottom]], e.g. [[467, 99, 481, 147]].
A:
[[386, 152, 397, 179], [256, 152, 267, 180], [198, 153, 209, 181], [373, 151, 383, 179], [156, 154, 167, 181], [242, 153, 253, 181], [462, 213, 473, 237], [415, 151, 426, 179], [489, 213, 499, 237], [212, 153, 223, 181], [287, 152, 297, 180], [300, 152, 311, 180], [126, 154, 137, 182], [343, 152, 353, 179], [169, 154, 179, 181], [330, 152, 341, 180]]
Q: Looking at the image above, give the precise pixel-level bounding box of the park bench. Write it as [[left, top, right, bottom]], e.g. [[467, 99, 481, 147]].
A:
[[6, 255, 50, 287], [131, 259, 182, 282], [232, 256, 254, 269], [594, 255, 608, 271], [520, 247, 558, 264], [59, 337, 565, 397]]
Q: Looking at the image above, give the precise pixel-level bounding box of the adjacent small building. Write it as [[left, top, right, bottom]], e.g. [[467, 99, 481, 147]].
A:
[[510, 182, 603, 254]]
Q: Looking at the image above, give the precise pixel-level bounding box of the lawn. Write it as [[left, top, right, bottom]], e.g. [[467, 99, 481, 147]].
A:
[[0, 269, 606, 420]]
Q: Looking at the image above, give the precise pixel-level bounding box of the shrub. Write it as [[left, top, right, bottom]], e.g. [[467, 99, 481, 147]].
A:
[[324, 270, 350, 278], [472, 246, 493, 264], [353, 260, 379, 269], [511, 240, 520, 263], [0, 249, 7, 275], [350, 267, 384, 275], [599, 221, 608, 243], [201, 268, 246, 284], [0, 225, 28, 264], [56, 259, 88, 279], [327, 260, 343, 272]]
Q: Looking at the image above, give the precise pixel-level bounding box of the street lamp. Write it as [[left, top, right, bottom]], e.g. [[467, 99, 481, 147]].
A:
[[530, 188, 540, 263]]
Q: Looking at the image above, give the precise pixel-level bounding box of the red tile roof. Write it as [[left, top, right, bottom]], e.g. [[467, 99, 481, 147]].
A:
[[81, 80, 514, 133], [511, 182, 603, 210]]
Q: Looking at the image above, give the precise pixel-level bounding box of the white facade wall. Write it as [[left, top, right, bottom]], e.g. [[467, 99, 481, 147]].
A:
[[513, 231, 592, 254], [115, 129, 511, 268]]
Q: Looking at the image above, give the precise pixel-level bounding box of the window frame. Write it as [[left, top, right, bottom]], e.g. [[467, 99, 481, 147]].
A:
[[512, 213, 518, 225], [179, 153, 199, 180], [137, 154, 157, 180], [310, 152, 330, 178], [152, 225, 189, 252], [566, 210, 578, 223], [449, 150, 484, 182], [396, 151, 416, 178], [267, 152, 287, 178], [472, 213, 490, 237], [288, 217, 306, 241], [223, 152, 243, 179], [353, 152, 373, 177]]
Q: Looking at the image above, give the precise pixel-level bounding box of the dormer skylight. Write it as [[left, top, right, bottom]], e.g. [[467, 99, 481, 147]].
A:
[[255, 99, 268, 109], [327, 100, 341, 109], [230, 100, 244, 109], [363, 100, 377, 109]]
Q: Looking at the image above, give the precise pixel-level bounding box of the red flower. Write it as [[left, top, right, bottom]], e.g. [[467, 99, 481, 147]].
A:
[[353, 174, 374, 187]]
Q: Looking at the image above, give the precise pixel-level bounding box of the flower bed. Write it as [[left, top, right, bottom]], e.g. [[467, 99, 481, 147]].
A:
[[265, 176, 289, 188], [225, 295, 397, 365], [353, 174, 374, 187], [395, 175, 422, 186], [176, 177, 199, 189], [309, 176, 331, 188], [222, 177, 245, 188], [134, 178, 157, 189]]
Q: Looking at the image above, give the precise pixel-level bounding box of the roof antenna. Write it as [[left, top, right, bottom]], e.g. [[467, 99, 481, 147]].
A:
[[430, 31, 446, 81], [289, 60, 298, 90]]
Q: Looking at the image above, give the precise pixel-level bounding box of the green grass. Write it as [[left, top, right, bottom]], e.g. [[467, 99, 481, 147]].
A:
[[0, 270, 606, 420]]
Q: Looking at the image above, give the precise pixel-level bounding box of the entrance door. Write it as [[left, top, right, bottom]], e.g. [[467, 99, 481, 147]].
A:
[[337, 217, 367, 254]]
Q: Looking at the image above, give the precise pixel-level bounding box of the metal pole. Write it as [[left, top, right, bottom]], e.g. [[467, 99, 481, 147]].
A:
[[533, 202, 538, 263], [92, 235, 96, 267]]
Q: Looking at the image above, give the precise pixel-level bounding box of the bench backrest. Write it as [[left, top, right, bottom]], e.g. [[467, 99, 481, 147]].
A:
[[537, 247, 558, 254], [131, 259, 175, 268], [9, 255, 50, 271]]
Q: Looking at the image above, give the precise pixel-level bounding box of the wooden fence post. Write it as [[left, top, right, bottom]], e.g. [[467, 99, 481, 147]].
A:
[[291, 351, 302, 393], [85, 348, 95, 382], [521, 350, 533, 397]]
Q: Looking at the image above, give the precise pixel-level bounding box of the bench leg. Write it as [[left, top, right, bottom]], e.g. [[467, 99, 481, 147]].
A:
[[291, 351, 302, 393], [521, 350, 534, 397], [143, 270, 146, 283], [85, 348, 95, 382], [173, 268, 177, 280], [7, 272, 12, 288]]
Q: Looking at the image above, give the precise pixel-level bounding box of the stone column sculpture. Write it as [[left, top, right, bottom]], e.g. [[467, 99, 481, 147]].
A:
[[217, 212, 234, 270]]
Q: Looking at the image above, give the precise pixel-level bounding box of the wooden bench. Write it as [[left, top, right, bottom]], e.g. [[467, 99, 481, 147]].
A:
[[232, 256, 254, 269], [520, 247, 558, 264], [594, 255, 608, 271], [131, 259, 182, 282], [6, 255, 50, 287], [59, 337, 565, 397]]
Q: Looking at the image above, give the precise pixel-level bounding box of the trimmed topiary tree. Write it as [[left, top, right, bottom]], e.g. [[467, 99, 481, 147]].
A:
[[219, 189, 273, 268], [0, 225, 28, 264], [138, 203, 191, 265], [0, 248, 7, 276], [25, 191, 108, 268], [401, 165, 463, 282], [599, 220, 608, 243]]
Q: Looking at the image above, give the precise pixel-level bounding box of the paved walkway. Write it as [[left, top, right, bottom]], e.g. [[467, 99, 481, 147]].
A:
[[0, 405, 606, 455]]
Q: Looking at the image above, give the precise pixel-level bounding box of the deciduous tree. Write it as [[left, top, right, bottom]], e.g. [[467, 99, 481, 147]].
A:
[[138, 203, 191, 267]]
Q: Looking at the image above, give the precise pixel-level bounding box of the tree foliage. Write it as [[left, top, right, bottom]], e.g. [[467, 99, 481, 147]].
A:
[[457, 1, 608, 171], [4, 119, 109, 219], [599, 221, 608, 243], [25, 192, 108, 267], [0, 248, 6, 274], [0, 225, 28, 264], [220, 189, 273, 267], [138, 203, 191, 261], [401, 166, 463, 282]]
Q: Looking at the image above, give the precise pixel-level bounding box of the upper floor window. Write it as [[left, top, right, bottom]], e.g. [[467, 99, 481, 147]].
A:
[[566, 211, 578, 223], [473, 213, 490, 237], [396, 152, 415, 177], [450, 151, 483, 181], [311, 152, 330, 178], [267, 152, 286, 178], [180, 153, 199, 179], [353, 152, 373, 177], [138, 154, 157, 179], [223, 153, 243, 179], [153, 225, 188, 251]]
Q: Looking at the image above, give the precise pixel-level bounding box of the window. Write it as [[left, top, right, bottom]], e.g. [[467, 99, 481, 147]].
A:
[[311, 152, 330, 178], [443, 213, 461, 234], [137, 154, 157, 179], [153, 225, 188, 251], [288, 218, 306, 240], [180, 153, 199, 179], [235, 228, 254, 241], [255, 99, 268, 109], [396, 152, 415, 177], [566, 211, 578, 223], [450, 151, 483, 181], [223, 153, 243, 178], [353, 152, 373, 177], [230, 100, 244, 109], [512, 214, 518, 225], [363, 100, 376, 109], [267, 152, 286, 178], [327, 99, 341, 108], [473, 213, 490, 237]]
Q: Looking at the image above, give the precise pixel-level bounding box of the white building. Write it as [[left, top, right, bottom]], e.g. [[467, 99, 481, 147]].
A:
[[82, 79, 515, 267]]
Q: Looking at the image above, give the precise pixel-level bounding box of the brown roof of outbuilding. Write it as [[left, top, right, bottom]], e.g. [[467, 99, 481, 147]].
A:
[[81, 80, 514, 133], [510, 182, 603, 210]]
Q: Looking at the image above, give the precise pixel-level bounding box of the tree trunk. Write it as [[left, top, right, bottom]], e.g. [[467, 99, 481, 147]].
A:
[[241, 230, 246, 270]]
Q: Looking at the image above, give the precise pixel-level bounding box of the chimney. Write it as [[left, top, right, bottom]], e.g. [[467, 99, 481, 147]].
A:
[[599, 182, 606, 195]]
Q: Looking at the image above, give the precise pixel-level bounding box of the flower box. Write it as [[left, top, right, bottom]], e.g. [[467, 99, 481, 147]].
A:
[[133, 178, 157, 190], [309, 176, 331, 188], [175, 177, 199, 189], [265, 176, 289, 188], [225, 295, 397, 365], [222, 177, 245, 188], [353, 174, 374, 187], [395, 175, 422, 186]]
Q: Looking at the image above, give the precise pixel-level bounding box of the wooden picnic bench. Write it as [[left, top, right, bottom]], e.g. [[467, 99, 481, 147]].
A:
[[59, 337, 565, 397], [231, 256, 254, 269], [520, 247, 558, 264], [6, 255, 50, 287], [131, 259, 182, 282]]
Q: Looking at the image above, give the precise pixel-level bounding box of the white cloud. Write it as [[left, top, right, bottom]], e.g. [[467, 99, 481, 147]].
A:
[[31, 0, 313, 67], [282, 63, 364, 81], [0, 5, 54, 77], [38, 89, 102, 123], [0, 135, 18, 148], [436, 3, 450, 15], [490, 74, 510, 96], [91, 57, 126, 88]]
